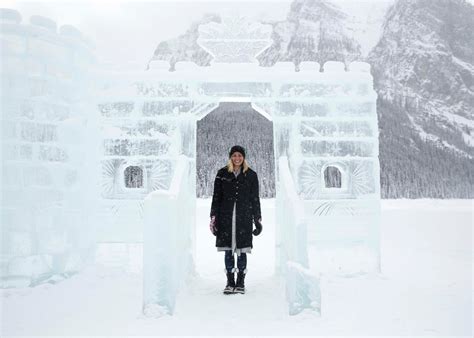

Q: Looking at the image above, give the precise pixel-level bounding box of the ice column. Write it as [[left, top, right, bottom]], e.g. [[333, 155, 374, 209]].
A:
[[276, 156, 321, 315], [143, 155, 195, 316]]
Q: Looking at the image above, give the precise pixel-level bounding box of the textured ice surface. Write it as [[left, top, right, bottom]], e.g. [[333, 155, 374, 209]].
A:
[[1, 10, 97, 287], [142, 156, 195, 316]]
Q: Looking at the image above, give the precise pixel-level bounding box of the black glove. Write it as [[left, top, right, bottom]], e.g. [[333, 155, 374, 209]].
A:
[[253, 218, 262, 236]]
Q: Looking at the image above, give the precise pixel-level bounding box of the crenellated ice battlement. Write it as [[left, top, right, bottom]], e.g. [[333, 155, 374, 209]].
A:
[[148, 60, 371, 74], [0, 8, 94, 54], [143, 60, 374, 90]]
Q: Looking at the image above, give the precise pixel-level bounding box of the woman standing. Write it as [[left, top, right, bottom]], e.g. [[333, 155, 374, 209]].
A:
[[209, 145, 262, 294]]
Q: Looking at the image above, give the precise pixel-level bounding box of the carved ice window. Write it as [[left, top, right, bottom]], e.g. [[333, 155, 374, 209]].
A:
[[324, 166, 341, 188], [124, 166, 144, 188]]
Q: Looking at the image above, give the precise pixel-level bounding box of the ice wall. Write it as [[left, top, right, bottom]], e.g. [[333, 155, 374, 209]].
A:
[[0, 9, 97, 287], [292, 62, 381, 276], [96, 56, 380, 277], [94, 62, 198, 242]]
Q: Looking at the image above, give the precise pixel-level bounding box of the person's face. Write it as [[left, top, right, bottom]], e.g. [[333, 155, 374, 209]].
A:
[[231, 152, 244, 167]]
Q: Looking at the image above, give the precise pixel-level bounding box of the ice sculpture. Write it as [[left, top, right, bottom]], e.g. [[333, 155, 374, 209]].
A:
[[0, 9, 97, 287], [138, 16, 379, 315], [1, 7, 380, 316], [197, 16, 273, 63]]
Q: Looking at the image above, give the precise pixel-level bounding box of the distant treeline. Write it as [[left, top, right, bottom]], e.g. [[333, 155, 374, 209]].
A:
[[378, 99, 474, 198]]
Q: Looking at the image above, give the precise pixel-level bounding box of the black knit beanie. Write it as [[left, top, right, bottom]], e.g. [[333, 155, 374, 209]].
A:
[[229, 145, 246, 158]]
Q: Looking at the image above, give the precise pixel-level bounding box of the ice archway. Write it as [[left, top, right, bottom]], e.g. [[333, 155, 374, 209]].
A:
[[140, 17, 381, 316]]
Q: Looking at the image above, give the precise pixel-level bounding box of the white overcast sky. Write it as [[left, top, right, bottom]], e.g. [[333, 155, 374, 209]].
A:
[[5, 0, 467, 66], [3, 0, 294, 65]]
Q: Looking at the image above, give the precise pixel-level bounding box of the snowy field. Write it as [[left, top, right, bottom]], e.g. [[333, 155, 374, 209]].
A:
[[1, 199, 472, 337]]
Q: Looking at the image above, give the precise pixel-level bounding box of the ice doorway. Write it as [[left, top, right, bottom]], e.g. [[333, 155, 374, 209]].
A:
[[196, 101, 275, 199], [190, 99, 279, 311]]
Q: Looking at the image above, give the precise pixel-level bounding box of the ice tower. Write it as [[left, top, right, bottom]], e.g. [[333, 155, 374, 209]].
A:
[[0, 9, 96, 287]]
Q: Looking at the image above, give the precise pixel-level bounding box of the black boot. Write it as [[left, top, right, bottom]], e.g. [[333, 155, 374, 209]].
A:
[[223, 272, 235, 294], [235, 271, 246, 294]]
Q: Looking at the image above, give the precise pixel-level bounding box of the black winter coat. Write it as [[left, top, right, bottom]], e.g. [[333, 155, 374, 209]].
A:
[[210, 166, 261, 249]]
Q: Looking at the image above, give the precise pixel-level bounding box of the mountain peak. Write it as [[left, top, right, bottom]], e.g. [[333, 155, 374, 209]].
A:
[[288, 0, 348, 22], [257, 0, 361, 66]]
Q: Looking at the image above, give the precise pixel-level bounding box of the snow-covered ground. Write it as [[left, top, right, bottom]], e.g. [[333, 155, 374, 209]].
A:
[[1, 199, 472, 336]]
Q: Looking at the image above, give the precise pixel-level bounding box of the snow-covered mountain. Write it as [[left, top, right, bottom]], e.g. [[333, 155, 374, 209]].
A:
[[368, 0, 474, 197], [257, 0, 362, 67], [147, 13, 219, 70], [147, 0, 473, 198]]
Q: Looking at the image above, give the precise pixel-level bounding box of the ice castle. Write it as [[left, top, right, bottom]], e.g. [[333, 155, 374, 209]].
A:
[[1, 10, 380, 315]]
